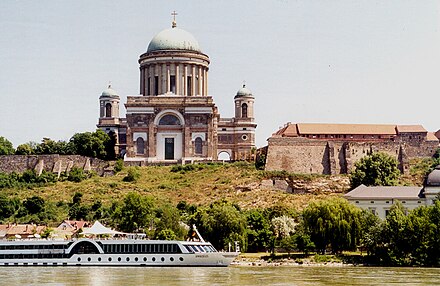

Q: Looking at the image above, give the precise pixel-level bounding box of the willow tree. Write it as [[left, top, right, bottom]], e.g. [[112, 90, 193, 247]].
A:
[[301, 198, 362, 254]]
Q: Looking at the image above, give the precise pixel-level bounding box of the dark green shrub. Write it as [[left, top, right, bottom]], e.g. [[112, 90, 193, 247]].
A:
[[123, 167, 140, 182], [67, 167, 86, 182]]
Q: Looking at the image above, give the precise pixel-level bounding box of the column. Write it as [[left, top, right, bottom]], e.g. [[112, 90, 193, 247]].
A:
[[166, 66, 170, 93], [198, 66, 202, 96], [140, 68, 144, 95], [176, 64, 180, 95], [191, 65, 196, 96], [184, 65, 188, 96], [161, 64, 167, 94], [205, 70, 209, 96]]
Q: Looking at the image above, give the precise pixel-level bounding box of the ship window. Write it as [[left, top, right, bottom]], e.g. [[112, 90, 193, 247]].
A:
[[170, 257, 174, 262], [108, 257, 112, 262], [71, 241, 99, 255], [87, 257, 91, 262], [98, 257, 101, 262], [143, 257, 147, 262], [152, 257, 156, 262], [179, 257, 184, 261], [161, 257, 165, 262], [118, 257, 121, 262], [126, 257, 130, 262], [135, 257, 138, 262], [77, 258, 81, 262]]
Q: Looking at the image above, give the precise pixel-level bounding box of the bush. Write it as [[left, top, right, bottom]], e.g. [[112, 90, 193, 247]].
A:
[[114, 159, 124, 173], [123, 167, 140, 182], [67, 167, 86, 183]]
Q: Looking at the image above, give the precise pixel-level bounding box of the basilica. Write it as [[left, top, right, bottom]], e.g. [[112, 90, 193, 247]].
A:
[[97, 19, 256, 163]]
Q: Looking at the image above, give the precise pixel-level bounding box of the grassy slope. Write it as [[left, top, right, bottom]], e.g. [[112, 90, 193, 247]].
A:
[[4, 158, 431, 212], [2, 163, 343, 211]]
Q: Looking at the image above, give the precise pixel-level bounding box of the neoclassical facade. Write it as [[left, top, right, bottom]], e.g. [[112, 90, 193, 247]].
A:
[[97, 20, 256, 163]]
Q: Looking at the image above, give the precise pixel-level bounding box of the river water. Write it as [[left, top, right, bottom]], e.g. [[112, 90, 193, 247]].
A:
[[1, 266, 439, 285]]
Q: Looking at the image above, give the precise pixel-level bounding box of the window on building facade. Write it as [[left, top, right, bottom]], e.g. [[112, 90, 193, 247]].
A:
[[154, 76, 159, 95], [241, 103, 248, 118], [147, 77, 151, 95], [105, 103, 112, 118], [136, 137, 144, 155], [195, 137, 202, 154], [159, 115, 181, 126], [187, 76, 192, 96], [170, 75, 176, 94]]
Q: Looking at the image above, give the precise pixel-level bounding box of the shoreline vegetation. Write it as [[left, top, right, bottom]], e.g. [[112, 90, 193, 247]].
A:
[[235, 253, 373, 267]]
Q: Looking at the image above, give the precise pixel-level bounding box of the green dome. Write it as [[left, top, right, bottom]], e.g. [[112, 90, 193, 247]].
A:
[[235, 85, 253, 98], [147, 27, 201, 53], [101, 85, 118, 97]]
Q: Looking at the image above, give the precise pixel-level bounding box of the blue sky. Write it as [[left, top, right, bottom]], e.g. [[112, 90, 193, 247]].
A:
[[1, 1, 440, 148]]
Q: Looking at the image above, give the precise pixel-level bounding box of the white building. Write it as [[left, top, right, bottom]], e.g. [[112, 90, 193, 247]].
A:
[[344, 166, 440, 219]]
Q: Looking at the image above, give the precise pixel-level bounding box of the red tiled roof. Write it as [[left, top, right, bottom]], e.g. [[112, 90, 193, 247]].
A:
[[396, 125, 427, 133]]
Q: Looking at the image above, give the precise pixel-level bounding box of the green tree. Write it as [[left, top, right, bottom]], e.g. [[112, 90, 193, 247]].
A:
[[15, 143, 35, 155], [156, 229, 177, 240], [0, 137, 14, 155], [154, 204, 186, 240], [23, 196, 45, 214], [0, 195, 15, 220], [245, 209, 273, 252], [113, 192, 154, 233], [191, 200, 247, 251], [70, 129, 114, 160], [301, 198, 362, 254], [350, 152, 401, 188]]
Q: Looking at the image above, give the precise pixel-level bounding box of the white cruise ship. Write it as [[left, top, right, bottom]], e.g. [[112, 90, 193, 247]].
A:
[[0, 238, 238, 267], [0, 222, 239, 267]]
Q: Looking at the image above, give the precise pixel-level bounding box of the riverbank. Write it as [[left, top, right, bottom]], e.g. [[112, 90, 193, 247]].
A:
[[233, 253, 365, 267]]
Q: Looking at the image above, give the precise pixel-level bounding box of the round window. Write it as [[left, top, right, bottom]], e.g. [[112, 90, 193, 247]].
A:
[[152, 257, 156, 262], [77, 257, 81, 262], [179, 257, 184, 262], [118, 257, 122, 262], [143, 257, 147, 262], [135, 257, 139, 262], [87, 257, 91, 262], [241, 134, 248, 141], [98, 257, 101, 262], [108, 257, 112, 262], [170, 257, 174, 262], [161, 257, 165, 262]]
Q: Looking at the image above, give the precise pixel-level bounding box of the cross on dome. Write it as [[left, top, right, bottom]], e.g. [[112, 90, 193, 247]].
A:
[[171, 11, 178, 28]]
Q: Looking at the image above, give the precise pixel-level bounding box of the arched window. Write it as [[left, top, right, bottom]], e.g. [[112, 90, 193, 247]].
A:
[[105, 103, 112, 117], [218, 151, 231, 161], [136, 137, 144, 155], [159, 114, 181, 125], [195, 137, 203, 154], [241, 103, 248, 118]]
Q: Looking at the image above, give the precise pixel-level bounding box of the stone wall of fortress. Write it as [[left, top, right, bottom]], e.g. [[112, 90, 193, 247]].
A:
[[265, 137, 438, 175], [0, 155, 110, 176]]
